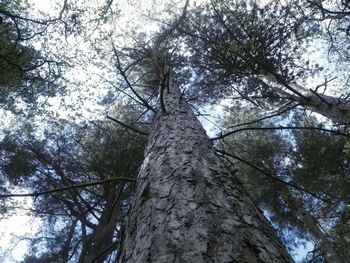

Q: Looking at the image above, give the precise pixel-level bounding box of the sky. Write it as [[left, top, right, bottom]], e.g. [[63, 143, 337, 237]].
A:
[[0, 197, 41, 262]]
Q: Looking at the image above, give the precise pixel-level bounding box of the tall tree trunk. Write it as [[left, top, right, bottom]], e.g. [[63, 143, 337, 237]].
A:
[[279, 185, 342, 263], [118, 79, 293, 262]]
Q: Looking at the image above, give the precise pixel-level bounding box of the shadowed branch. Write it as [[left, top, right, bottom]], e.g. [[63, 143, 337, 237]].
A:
[[0, 177, 136, 198]]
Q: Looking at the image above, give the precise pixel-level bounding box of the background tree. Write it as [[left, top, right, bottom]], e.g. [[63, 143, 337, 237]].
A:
[[0, 0, 68, 110], [217, 103, 350, 262], [0, 108, 146, 262], [180, 0, 350, 124]]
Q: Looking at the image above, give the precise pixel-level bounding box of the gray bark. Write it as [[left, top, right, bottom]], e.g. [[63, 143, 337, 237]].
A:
[[262, 73, 350, 124], [297, 91, 350, 125], [118, 80, 293, 262]]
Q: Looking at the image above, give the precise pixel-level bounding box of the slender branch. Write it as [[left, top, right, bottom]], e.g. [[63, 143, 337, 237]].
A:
[[227, 103, 299, 129], [94, 73, 144, 105], [90, 240, 119, 262], [179, 87, 187, 104], [306, 0, 350, 17], [112, 43, 156, 113], [190, 104, 224, 131], [215, 148, 334, 204], [106, 115, 149, 136], [159, 75, 167, 113], [0, 177, 136, 198], [211, 125, 350, 141], [0, 9, 47, 25], [314, 77, 338, 93]]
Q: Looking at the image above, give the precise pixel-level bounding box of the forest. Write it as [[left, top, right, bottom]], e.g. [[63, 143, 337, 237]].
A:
[[0, 0, 349, 262]]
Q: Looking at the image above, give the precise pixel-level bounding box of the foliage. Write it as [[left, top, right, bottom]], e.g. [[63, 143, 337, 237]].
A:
[[221, 104, 350, 261], [0, 114, 146, 261]]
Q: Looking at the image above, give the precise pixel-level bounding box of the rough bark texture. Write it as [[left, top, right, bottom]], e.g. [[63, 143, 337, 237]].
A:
[[118, 81, 294, 262], [279, 186, 342, 263]]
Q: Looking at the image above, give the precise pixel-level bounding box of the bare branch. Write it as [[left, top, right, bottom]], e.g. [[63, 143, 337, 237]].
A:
[[211, 125, 350, 141], [314, 77, 338, 93], [106, 115, 149, 136], [0, 177, 136, 198], [112, 43, 156, 113], [90, 240, 119, 262], [227, 103, 299, 129], [215, 148, 335, 204]]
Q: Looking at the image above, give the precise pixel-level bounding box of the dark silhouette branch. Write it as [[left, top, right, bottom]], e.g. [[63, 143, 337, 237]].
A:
[[211, 126, 350, 141], [159, 84, 167, 113], [106, 115, 149, 136], [0, 9, 47, 25], [0, 177, 136, 198], [227, 103, 299, 129], [306, 0, 350, 19], [314, 77, 338, 93], [112, 43, 156, 113], [215, 148, 334, 204], [90, 240, 119, 262]]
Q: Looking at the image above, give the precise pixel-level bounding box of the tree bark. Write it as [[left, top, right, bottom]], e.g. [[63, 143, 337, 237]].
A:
[[263, 73, 350, 125], [297, 91, 350, 125], [118, 79, 294, 262]]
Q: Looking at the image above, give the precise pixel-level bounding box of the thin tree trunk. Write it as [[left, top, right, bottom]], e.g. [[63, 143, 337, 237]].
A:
[[279, 186, 342, 263], [118, 79, 293, 262], [62, 219, 78, 262], [84, 184, 124, 263]]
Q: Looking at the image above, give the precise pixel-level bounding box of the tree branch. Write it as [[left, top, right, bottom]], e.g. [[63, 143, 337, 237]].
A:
[[106, 115, 149, 136], [211, 125, 350, 141], [90, 240, 119, 262], [215, 148, 334, 204], [0, 177, 136, 198], [112, 43, 156, 113], [227, 103, 299, 129]]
